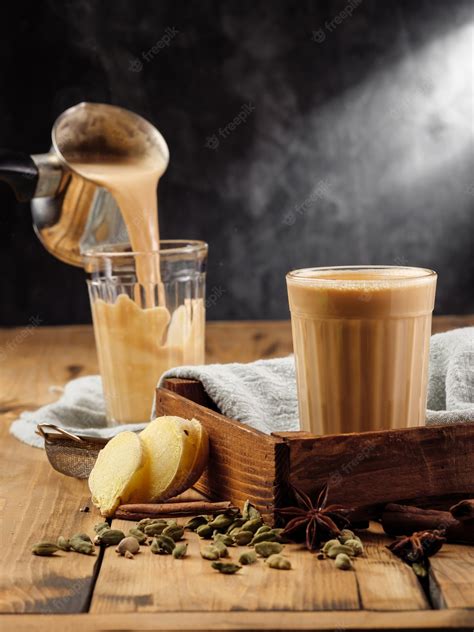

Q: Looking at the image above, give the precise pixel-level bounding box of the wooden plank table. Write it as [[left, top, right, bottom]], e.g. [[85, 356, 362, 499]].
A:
[[0, 317, 473, 631]]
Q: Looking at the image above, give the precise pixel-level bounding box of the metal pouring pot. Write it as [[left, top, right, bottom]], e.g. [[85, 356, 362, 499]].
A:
[[0, 102, 169, 266]]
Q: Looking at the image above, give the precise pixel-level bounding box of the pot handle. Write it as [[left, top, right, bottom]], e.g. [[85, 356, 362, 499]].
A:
[[0, 149, 38, 202]]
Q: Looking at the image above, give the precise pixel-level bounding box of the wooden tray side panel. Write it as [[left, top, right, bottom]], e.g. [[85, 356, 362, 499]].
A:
[[281, 424, 474, 510], [155, 385, 289, 521]]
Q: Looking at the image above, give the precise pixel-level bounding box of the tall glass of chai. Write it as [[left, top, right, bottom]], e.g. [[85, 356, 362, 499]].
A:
[[286, 266, 437, 434], [86, 241, 207, 425]]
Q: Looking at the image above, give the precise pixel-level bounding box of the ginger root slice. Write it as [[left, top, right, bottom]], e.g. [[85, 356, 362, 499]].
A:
[[131, 416, 209, 502], [88, 431, 146, 517]]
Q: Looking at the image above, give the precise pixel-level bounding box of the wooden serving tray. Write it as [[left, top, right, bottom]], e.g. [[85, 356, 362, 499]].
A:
[[157, 378, 474, 522]]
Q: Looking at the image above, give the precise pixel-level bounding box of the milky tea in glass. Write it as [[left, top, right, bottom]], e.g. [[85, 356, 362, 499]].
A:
[[286, 267, 437, 434]]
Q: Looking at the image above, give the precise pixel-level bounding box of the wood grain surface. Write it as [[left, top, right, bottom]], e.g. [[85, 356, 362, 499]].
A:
[[0, 318, 473, 631]]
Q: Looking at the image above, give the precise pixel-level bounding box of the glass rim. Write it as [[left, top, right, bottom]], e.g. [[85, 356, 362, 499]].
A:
[[287, 265, 437, 284], [82, 240, 208, 259]]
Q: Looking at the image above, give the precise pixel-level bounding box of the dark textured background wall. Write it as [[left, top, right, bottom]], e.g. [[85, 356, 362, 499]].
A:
[[0, 0, 472, 325]]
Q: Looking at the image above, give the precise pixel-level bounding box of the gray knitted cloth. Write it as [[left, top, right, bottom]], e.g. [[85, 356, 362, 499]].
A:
[[10, 327, 474, 448]]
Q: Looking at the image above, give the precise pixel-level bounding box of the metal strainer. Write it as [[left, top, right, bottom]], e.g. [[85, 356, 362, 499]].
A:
[[36, 424, 108, 479]]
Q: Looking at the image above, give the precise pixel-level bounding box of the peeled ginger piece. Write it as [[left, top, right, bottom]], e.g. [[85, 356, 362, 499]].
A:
[[132, 416, 209, 502], [88, 431, 146, 516]]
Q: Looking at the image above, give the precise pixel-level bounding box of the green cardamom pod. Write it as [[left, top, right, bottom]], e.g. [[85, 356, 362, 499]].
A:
[[239, 550, 257, 565], [196, 524, 213, 539], [233, 530, 254, 546], [129, 528, 147, 545], [229, 527, 242, 538], [250, 531, 279, 546], [226, 518, 246, 534], [213, 533, 234, 547], [138, 518, 166, 529], [211, 561, 242, 574], [96, 529, 126, 547], [338, 529, 355, 544], [201, 545, 220, 560], [240, 518, 263, 534], [166, 519, 178, 527], [322, 539, 340, 554], [344, 539, 364, 556], [57, 536, 71, 551], [72, 532, 92, 543], [144, 522, 168, 536], [213, 539, 229, 558], [254, 525, 271, 537], [266, 554, 291, 570], [32, 542, 60, 556], [172, 543, 188, 559], [334, 553, 353, 570], [208, 514, 234, 531], [254, 541, 284, 558], [93, 522, 110, 534], [184, 515, 209, 531], [150, 535, 176, 555], [69, 537, 95, 555], [327, 544, 354, 559], [162, 524, 184, 542], [242, 500, 261, 521]]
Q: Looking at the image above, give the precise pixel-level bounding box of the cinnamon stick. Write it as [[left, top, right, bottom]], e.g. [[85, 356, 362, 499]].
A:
[[114, 500, 235, 520], [381, 503, 474, 544]]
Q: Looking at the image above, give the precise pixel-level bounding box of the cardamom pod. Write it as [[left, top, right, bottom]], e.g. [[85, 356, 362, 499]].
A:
[[144, 522, 168, 536], [335, 553, 353, 570], [162, 524, 184, 542], [211, 561, 241, 574], [201, 545, 220, 560], [239, 550, 257, 565], [266, 554, 291, 570], [229, 527, 243, 538], [327, 544, 354, 559], [69, 537, 95, 555], [213, 539, 229, 558], [96, 529, 126, 547], [213, 533, 234, 547], [254, 525, 271, 537], [196, 524, 213, 539], [138, 518, 166, 529], [32, 542, 60, 556], [166, 519, 178, 527], [57, 536, 71, 551], [116, 537, 140, 556], [172, 543, 188, 559], [338, 529, 355, 544], [322, 539, 340, 554], [242, 500, 261, 521], [250, 530, 279, 546], [72, 532, 92, 543], [254, 541, 284, 558], [233, 530, 254, 546], [129, 528, 147, 545], [208, 514, 234, 531], [150, 534, 176, 555], [344, 538, 364, 556], [93, 522, 110, 534], [241, 518, 263, 534], [226, 518, 246, 534], [184, 515, 209, 531]]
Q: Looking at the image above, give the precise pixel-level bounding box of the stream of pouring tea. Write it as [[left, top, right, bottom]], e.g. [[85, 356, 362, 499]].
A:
[[70, 152, 204, 423]]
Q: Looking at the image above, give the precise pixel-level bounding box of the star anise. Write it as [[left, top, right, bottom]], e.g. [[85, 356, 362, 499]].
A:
[[276, 483, 351, 551], [387, 529, 446, 563]]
